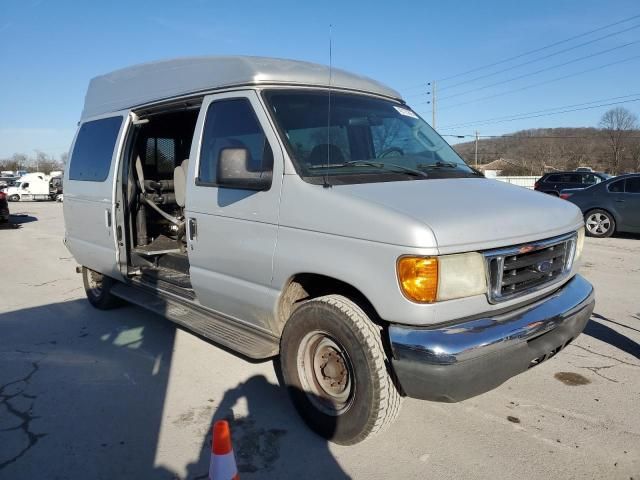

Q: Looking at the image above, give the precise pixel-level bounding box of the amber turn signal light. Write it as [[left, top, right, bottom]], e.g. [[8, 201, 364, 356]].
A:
[[397, 256, 438, 303]]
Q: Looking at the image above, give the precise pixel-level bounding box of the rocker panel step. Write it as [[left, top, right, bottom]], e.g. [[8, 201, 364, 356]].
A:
[[110, 282, 279, 359]]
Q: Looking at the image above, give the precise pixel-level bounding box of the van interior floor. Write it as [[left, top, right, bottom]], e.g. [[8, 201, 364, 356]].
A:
[[133, 235, 182, 256], [131, 249, 193, 294], [139, 266, 193, 290]]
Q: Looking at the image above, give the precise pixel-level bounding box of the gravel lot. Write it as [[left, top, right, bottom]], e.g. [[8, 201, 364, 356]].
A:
[[1, 201, 639, 479]]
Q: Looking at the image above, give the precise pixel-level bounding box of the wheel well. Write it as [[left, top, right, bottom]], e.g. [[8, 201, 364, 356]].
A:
[[277, 273, 381, 331]]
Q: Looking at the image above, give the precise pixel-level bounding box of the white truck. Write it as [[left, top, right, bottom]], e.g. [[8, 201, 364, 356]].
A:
[[4, 172, 53, 201]]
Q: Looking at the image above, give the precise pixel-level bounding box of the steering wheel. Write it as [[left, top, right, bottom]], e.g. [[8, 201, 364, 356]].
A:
[[378, 147, 404, 158]]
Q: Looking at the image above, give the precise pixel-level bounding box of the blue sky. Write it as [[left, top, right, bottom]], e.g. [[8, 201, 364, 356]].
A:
[[1, 0, 640, 158]]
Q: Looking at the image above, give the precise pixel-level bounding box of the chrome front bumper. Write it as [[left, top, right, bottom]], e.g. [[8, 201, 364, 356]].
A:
[[388, 274, 595, 402]]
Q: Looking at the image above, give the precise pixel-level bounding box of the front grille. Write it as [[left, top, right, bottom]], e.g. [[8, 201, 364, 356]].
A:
[[485, 233, 577, 303]]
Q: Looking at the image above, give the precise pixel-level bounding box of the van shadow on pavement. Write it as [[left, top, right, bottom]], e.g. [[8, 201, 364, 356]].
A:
[[0, 298, 349, 479], [185, 375, 350, 479], [584, 313, 640, 360], [0, 299, 180, 478]]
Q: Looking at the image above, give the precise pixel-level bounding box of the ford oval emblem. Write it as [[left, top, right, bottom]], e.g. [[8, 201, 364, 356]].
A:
[[536, 260, 553, 273]]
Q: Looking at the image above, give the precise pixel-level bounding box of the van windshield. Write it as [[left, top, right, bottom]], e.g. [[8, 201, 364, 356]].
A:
[[264, 90, 478, 184]]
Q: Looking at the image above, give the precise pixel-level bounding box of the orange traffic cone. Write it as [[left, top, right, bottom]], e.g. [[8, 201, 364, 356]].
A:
[[209, 420, 239, 480]]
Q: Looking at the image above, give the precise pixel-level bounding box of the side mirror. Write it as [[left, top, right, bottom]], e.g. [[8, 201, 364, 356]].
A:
[[217, 147, 272, 190]]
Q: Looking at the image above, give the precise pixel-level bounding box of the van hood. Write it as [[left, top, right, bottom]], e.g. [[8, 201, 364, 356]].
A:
[[334, 178, 583, 253]]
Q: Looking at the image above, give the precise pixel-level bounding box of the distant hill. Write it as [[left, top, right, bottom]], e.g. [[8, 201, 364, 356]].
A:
[[452, 127, 640, 175]]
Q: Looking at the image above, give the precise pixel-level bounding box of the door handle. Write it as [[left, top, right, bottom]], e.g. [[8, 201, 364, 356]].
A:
[[105, 209, 112, 228], [189, 218, 197, 240], [615, 200, 625, 203]]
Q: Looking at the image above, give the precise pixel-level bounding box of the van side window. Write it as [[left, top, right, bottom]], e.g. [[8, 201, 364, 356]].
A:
[[198, 99, 273, 185], [69, 116, 123, 182]]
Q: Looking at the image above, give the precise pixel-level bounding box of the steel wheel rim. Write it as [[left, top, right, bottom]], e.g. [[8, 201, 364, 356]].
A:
[[296, 331, 355, 416], [586, 213, 610, 235]]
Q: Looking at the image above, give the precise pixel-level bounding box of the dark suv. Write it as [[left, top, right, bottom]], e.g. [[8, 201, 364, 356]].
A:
[[534, 171, 611, 196]]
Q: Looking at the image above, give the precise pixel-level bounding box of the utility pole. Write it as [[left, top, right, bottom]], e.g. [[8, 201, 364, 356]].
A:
[[474, 130, 479, 168], [431, 80, 437, 129]]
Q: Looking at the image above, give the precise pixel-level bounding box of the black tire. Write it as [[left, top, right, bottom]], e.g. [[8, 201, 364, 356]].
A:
[[8, 194, 19, 202], [82, 267, 123, 310], [584, 209, 615, 238], [278, 295, 402, 445]]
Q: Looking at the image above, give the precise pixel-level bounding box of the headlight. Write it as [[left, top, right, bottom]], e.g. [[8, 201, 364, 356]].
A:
[[575, 227, 585, 261], [397, 252, 487, 303]]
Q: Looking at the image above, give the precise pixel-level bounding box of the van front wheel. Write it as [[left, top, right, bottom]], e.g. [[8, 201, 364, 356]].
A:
[[82, 267, 122, 310], [278, 295, 402, 445]]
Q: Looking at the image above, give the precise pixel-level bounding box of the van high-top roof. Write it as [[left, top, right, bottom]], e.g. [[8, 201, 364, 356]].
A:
[[81, 56, 403, 120]]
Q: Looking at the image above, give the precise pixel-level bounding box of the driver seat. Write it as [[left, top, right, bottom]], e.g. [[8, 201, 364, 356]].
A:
[[308, 144, 344, 166]]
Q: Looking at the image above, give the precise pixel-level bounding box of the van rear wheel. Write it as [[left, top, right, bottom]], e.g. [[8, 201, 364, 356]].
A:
[[82, 267, 122, 310], [278, 295, 402, 445]]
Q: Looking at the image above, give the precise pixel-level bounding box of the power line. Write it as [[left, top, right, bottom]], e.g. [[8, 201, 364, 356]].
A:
[[436, 97, 640, 129], [437, 93, 640, 129], [402, 82, 433, 93], [434, 54, 640, 111], [438, 25, 640, 94], [398, 13, 640, 93], [438, 41, 639, 102], [438, 12, 640, 82], [446, 133, 640, 139]]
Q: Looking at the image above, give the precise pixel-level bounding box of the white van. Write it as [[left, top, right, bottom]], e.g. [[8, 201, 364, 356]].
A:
[[64, 56, 593, 444]]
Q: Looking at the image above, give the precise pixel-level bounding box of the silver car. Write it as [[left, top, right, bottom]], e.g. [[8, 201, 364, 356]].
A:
[[63, 56, 594, 444]]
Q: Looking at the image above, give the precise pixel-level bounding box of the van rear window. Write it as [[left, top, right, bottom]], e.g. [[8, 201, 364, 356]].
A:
[[69, 116, 123, 181]]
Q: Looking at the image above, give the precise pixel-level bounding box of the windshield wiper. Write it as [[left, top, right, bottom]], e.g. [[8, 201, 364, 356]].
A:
[[418, 161, 484, 177], [418, 161, 460, 169], [308, 160, 428, 178], [469, 166, 485, 177]]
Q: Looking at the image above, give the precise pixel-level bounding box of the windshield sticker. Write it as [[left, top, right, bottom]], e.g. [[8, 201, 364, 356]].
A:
[[394, 106, 418, 119]]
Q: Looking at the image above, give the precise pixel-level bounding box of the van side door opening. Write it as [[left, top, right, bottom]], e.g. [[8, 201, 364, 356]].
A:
[[120, 106, 200, 293]]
